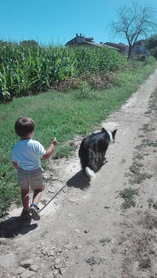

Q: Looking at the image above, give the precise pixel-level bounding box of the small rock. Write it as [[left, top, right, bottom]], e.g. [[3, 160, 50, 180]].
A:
[[13, 266, 25, 275], [0, 238, 7, 244], [53, 183, 64, 191], [41, 247, 49, 255], [20, 259, 34, 268], [36, 245, 41, 249], [54, 264, 62, 269], [42, 171, 52, 179], [59, 267, 67, 275], [47, 189, 55, 193], [52, 177, 58, 181], [20, 269, 35, 278], [29, 264, 38, 272], [46, 272, 54, 278], [0, 252, 16, 269], [68, 197, 79, 203], [53, 269, 58, 276], [54, 257, 61, 265], [49, 250, 55, 256], [63, 244, 71, 250], [75, 245, 82, 249]]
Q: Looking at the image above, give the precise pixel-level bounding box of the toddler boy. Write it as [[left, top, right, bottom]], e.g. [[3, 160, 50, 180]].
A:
[[11, 117, 57, 220]]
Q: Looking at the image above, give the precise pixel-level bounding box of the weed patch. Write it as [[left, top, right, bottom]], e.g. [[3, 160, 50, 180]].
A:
[[129, 162, 143, 174], [129, 138, 153, 185], [138, 211, 157, 230], [129, 172, 152, 185], [99, 237, 111, 246], [128, 160, 152, 184], [85, 256, 104, 266], [120, 187, 139, 209], [153, 202, 157, 210], [134, 153, 144, 160], [75, 82, 100, 100], [139, 257, 151, 270]]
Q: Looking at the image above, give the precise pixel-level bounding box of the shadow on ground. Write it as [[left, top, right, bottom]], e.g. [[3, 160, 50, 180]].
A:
[[66, 170, 90, 190], [0, 217, 37, 238]]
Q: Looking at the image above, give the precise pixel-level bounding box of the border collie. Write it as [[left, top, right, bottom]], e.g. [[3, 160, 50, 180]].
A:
[[78, 127, 117, 179]]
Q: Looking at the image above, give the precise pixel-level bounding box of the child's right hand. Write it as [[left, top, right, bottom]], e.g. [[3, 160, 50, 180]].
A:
[[51, 138, 57, 146]]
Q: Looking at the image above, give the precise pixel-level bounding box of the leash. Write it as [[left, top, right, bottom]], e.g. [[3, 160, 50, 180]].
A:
[[51, 128, 84, 145], [39, 183, 67, 213], [57, 138, 84, 145], [39, 135, 85, 212]]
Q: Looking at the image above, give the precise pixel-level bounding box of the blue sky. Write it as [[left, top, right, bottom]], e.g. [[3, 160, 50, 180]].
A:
[[1, 0, 157, 46]]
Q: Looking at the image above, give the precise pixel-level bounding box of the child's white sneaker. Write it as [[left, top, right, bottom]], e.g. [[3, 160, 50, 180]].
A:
[[29, 204, 40, 220]]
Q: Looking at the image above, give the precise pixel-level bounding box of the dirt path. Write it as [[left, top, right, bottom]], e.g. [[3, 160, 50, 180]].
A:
[[1, 69, 157, 278]]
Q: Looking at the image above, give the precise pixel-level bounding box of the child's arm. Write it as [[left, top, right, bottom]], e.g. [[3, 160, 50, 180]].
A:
[[12, 161, 18, 169], [42, 138, 57, 160]]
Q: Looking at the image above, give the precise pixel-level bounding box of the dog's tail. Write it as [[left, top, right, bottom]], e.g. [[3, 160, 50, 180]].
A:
[[85, 166, 95, 178]]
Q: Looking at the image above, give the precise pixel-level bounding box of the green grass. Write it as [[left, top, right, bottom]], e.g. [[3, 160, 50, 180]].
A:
[[0, 58, 156, 215]]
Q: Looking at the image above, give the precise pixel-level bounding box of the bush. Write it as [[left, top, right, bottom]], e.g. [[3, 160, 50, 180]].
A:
[[145, 34, 157, 59]]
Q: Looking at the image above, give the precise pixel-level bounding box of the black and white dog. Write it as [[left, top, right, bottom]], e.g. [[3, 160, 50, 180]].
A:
[[78, 127, 117, 179]]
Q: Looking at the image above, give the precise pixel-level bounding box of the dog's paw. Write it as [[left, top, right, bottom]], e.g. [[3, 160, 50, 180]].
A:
[[102, 159, 108, 165], [86, 176, 91, 183]]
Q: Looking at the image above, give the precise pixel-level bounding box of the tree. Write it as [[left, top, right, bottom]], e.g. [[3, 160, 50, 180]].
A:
[[20, 40, 39, 47], [110, 1, 157, 59]]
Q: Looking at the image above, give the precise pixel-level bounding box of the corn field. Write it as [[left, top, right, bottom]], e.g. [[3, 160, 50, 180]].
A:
[[0, 41, 127, 102]]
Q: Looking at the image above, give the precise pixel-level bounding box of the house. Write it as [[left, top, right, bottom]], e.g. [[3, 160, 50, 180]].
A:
[[65, 34, 129, 56], [65, 33, 104, 48], [133, 40, 147, 55], [105, 40, 148, 58], [65, 33, 128, 55], [104, 42, 129, 56]]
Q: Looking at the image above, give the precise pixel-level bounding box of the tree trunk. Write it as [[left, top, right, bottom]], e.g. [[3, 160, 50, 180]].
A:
[[127, 45, 132, 60]]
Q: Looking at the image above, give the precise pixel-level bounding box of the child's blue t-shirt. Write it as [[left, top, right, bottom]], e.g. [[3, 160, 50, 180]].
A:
[[11, 139, 46, 170]]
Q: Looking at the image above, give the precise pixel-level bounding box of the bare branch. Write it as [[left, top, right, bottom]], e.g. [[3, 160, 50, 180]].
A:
[[109, 1, 157, 59]]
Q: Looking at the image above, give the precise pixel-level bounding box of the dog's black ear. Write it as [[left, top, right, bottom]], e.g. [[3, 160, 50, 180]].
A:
[[102, 127, 107, 133], [112, 129, 117, 139]]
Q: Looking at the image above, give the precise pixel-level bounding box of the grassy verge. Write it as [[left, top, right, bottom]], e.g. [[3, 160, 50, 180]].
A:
[[0, 59, 156, 215]]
